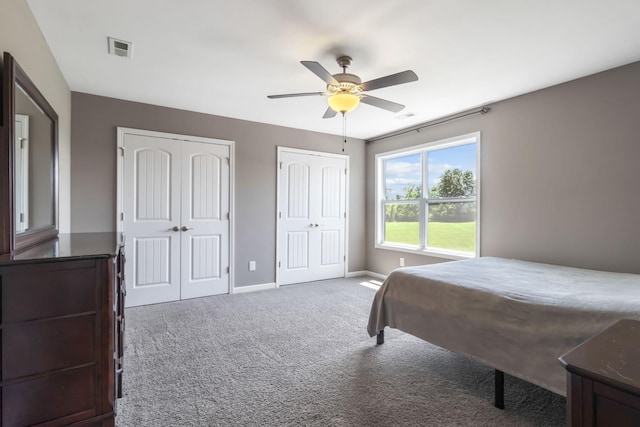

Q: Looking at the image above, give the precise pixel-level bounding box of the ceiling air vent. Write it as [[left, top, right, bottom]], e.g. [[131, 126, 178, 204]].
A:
[[108, 37, 133, 59]]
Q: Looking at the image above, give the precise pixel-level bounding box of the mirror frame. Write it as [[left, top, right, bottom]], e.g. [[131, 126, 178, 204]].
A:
[[1, 52, 59, 254]]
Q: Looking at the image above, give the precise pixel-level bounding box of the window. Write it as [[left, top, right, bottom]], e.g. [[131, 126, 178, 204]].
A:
[[376, 133, 480, 259]]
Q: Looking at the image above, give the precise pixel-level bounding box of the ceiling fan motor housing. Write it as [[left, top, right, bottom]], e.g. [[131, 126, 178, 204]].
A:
[[328, 73, 362, 94]]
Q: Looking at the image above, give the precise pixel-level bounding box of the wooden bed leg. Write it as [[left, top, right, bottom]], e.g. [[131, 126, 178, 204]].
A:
[[376, 330, 385, 345], [495, 369, 505, 409]]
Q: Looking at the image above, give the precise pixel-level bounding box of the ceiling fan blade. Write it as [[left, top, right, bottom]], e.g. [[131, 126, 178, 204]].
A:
[[361, 70, 418, 92], [360, 95, 405, 113], [323, 107, 338, 119], [267, 92, 325, 99], [301, 61, 339, 86]]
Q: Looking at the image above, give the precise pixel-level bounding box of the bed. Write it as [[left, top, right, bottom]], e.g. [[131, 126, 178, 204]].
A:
[[367, 256, 640, 400]]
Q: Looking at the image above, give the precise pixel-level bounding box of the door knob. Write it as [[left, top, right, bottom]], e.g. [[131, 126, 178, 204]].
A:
[[181, 226, 194, 231], [170, 226, 180, 232]]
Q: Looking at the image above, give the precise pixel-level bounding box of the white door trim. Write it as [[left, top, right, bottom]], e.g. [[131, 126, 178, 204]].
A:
[[15, 114, 30, 233], [275, 146, 349, 287], [116, 127, 236, 293]]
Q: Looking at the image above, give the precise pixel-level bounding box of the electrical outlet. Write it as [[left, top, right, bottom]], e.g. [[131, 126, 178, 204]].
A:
[[249, 261, 256, 271], [400, 257, 405, 267]]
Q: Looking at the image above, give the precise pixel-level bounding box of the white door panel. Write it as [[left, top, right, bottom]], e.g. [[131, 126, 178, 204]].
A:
[[287, 231, 309, 269], [286, 162, 310, 219], [124, 134, 181, 306], [123, 131, 230, 307], [320, 230, 341, 265], [181, 143, 229, 300], [278, 150, 347, 285]]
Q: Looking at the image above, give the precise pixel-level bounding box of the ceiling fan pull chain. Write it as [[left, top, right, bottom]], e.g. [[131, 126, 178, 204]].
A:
[[342, 113, 347, 152]]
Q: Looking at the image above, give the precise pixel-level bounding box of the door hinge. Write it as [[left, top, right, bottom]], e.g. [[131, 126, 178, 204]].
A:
[[278, 261, 281, 268], [19, 212, 24, 222], [121, 212, 125, 221], [279, 161, 283, 169], [227, 266, 230, 274], [344, 212, 346, 218], [119, 146, 125, 156], [226, 157, 230, 165], [344, 255, 346, 261], [226, 212, 230, 220], [279, 211, 282, 219], [345, 168, 347, 175], [19, 138, 25, 149]]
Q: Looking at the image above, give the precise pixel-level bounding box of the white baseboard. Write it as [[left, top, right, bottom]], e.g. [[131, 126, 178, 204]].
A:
[[232, 282, 276, 294], [234, 274, 386, 293], [346, 270, 387, 280]]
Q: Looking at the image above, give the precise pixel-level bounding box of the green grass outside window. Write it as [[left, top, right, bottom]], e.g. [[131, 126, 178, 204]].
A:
[[384, 221, 476, 253]]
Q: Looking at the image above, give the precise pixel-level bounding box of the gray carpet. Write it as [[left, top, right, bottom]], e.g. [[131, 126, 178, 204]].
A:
[[116, 277, 565, 426]]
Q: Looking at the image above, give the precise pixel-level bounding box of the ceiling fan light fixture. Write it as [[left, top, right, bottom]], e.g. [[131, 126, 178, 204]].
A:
[[268, 57, 418, 118], [328, 93, 360, 113]]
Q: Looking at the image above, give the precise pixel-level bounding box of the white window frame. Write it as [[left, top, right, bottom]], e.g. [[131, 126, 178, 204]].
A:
[[375, 132, 481, 260]]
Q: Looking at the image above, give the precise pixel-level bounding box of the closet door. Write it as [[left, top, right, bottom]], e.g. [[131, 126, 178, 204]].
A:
[[180, 141, 230, 299], [123, 134, 182, 307], [122, 130, 231, 307], [277, 149, 347, 286]]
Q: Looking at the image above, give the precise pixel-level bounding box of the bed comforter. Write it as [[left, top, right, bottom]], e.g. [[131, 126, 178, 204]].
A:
[[367, 257, 640, 395]]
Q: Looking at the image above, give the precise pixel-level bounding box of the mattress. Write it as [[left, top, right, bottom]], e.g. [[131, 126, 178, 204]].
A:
[[367, 257, 640, 395]]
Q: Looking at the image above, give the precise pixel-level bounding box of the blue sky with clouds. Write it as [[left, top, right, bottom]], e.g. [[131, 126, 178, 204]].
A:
[[384, 143, 476, 199]]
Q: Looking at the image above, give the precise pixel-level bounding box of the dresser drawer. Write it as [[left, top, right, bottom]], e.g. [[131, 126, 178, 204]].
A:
[[2, 314, 96, 380], [2, 366, 97, 427], [1, 259, 97, 322]]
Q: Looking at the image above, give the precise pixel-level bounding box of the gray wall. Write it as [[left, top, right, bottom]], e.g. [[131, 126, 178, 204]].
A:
[[0, 0, 71, 233], [70, 93, 366, 286], [367, 61, 640, 275]]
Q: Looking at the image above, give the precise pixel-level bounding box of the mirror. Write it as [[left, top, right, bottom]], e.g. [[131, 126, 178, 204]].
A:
[[15, 83, 55, 234], [1, 52, 58, 253]]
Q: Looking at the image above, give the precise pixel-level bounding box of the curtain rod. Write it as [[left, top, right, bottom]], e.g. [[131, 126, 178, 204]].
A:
[[366, 106, 492, 144]]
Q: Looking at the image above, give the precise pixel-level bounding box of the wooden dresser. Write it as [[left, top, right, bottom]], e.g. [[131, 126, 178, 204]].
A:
[[560, 319, 640, 427], [0, 233, 125, 427]]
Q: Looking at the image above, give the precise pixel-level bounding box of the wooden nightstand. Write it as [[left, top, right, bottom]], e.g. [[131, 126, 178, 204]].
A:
[[559, 319, 640, 427]]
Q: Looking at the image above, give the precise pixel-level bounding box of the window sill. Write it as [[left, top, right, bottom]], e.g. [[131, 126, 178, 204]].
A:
[[374, 242, 476, 261]]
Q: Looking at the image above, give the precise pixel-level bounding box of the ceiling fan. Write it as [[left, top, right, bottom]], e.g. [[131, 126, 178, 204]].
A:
[[267, 56, 418, 119]]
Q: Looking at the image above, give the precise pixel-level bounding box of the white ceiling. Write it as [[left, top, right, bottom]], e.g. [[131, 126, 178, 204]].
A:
[[27, 0, 640, 140]]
